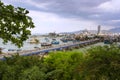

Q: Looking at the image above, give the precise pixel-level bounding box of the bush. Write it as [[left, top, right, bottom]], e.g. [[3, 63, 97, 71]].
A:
[[43, 51, 83, 80], [77, 45, 120, 80], [0, 55, 46, 80]]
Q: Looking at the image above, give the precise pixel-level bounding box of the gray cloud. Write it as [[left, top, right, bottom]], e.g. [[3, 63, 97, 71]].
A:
[[36, 0, 120, 27], [3, 0, 120, 28], [3, 0, 111, 18], [35, 0, 109, 15]]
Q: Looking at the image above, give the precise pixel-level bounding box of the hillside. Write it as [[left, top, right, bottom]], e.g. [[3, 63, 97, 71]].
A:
[[109, 27, 120, 33]]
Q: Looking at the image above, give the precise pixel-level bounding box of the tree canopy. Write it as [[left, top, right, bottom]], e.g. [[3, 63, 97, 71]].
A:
[[0, 1, 35, 47], [0, 45, 120, 80]]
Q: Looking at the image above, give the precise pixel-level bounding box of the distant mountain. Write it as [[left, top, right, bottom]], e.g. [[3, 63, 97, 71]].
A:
[[59, 30, 97, 34], [109, 27, 120, 33], [59, 30, 82, 34], [59, 30, 112, 34]]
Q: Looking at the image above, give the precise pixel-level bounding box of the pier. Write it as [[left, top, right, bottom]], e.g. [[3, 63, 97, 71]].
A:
[[0, 39, 100, 60]]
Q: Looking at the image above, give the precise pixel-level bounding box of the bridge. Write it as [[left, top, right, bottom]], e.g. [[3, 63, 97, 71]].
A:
[[0, 39, 100, 60]]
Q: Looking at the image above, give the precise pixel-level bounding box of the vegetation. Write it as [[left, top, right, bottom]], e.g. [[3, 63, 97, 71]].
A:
[[44, 51, 83, 80], [0, 45, 120, 80], [0, 1, 35, 47], [77, 45, 120, 80]]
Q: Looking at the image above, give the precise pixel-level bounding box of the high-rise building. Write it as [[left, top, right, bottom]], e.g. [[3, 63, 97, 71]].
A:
[[97, 25, 101, 35]]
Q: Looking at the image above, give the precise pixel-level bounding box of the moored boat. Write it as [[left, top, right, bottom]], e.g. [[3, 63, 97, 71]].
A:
[[28, 38, 40, 44], [41, 42, 52, 46], [8, 49, 16, 51], [104, 39, 113, 44], [44, 37, 50, 42], [60, 38, 68, 43], [0, 47, 5, 50], [51, 40, 59, 44]]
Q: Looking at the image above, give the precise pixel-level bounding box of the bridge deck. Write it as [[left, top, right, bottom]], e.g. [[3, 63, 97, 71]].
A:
[[0, 39, 99, 60]]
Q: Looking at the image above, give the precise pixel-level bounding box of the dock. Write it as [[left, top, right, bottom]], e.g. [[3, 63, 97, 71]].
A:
[[0, 39, 100, 60]]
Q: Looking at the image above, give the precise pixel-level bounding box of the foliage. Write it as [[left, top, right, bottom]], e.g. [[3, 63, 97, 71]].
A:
[[44, 51, 83, 80], [19, 66, 46, 80], [0, 1, 35, 47], [77, 45, 120, 80], [0, 55, 46, 80], [0, 45, 120, 80]]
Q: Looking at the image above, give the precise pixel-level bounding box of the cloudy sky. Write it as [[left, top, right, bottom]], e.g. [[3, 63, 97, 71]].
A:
[[2, 0, 120, 34]]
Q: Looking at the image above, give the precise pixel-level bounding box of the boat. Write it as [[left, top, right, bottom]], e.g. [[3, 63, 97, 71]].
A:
[[28, 38, 39, 44], [66, 38, 74, 41], [41, 42, 52, 46], [60, 37, 74, 42], [104, 39, 113, 44], [51, 40, 59, 44], [51, 39, 59, 44], [0, 47, 5, 50], [44, 37, 50, 42], [8, 49, 22, 51], [52, 38, 56, 40], [34, 46, 40, 49], [8, 49, 16, 51], [60, 38, 68, 43], [16, 49, 22, 51], [72, 40, 80, 43]]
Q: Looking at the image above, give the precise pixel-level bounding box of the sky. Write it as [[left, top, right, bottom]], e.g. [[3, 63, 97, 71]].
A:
[[2, 0, 120, 34]]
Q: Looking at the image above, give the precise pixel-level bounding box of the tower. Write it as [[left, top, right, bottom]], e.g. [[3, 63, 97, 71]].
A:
[[97, 25, 101, 35]]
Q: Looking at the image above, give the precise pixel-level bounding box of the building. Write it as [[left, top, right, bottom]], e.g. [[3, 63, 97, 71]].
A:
[[97, 25, 101, 35]]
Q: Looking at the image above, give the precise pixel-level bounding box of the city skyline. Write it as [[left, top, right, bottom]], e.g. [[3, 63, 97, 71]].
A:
[[2, 0, 120, 34]]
